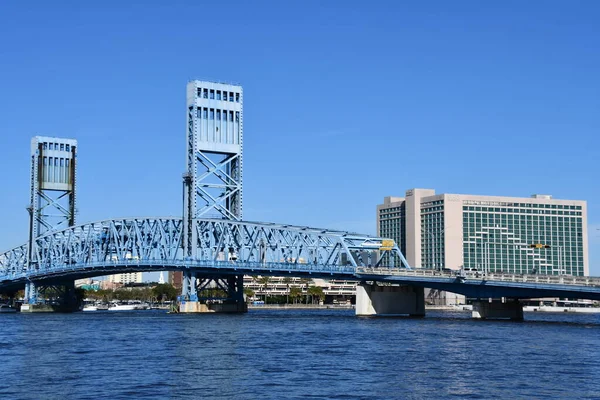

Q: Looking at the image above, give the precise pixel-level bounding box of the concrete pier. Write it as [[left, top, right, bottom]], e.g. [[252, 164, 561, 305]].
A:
[[178, 301, 247, 313], [472, 299, 524, 320], [356, 283, 425, 317], [19, 303, 80, 313]]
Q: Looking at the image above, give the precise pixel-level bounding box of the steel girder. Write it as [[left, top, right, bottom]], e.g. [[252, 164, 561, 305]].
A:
[[0, 217, 406, 284]]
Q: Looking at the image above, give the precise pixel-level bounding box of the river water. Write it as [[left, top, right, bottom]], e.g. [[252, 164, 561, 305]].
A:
[[1, 309, 599, 399]]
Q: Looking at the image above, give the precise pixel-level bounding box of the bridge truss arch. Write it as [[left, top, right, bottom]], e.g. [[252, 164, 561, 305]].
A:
[[0, 217, 408, 288]]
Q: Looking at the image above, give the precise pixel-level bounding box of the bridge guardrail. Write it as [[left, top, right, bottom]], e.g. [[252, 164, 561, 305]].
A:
[[355, 267, 600, 288], [1, 259, 358, 282]]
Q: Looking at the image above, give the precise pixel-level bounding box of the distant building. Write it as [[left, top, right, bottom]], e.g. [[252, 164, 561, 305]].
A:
[[107, 272, 143, 285], [168, 271, 183, 289], [378, 189, 589, 276]]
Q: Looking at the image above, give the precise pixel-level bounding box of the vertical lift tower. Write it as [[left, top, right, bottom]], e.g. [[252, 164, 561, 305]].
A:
[[181, 81, 246, 312], [23, 137, 79, 311]]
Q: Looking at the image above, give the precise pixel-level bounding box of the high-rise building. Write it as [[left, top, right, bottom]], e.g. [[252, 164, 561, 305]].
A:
[[378, 189, 589, 276]]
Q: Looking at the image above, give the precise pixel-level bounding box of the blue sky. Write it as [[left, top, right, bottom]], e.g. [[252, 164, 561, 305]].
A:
[[0, 1, 598, 277]]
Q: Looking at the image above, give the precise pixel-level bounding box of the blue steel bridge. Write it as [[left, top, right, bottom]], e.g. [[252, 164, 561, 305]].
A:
[[2, 80, 599, 319], [2, 216, 599, 307], [0, 217, 407, 290]]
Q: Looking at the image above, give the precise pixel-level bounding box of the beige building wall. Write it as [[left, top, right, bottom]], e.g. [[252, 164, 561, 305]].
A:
[[405, 188, 435, 267], [441, 194, 464, 270]]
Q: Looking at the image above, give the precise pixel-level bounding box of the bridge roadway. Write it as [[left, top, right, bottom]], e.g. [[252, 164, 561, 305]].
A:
[[1, 216, 599, 303], [355, 268, 600, 301]]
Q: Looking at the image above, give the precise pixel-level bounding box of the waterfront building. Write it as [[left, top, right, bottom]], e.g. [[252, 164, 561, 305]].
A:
[[377, 189, 589, 276], [243, 277, 355, 302]]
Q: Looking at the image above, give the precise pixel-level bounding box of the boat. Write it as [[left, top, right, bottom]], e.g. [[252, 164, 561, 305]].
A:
[[0, 304, 17, 313], [108, 303, 138, 311], [83, 303, 109, 311]]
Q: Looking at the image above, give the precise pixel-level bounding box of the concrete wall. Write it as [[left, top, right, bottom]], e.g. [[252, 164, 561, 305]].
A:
[[356, 283, 425, 316]]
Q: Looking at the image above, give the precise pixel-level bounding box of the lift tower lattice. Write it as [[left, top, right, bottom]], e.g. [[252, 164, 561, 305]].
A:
[[25, 137, 78, 306], [182, 81, 245, 311]]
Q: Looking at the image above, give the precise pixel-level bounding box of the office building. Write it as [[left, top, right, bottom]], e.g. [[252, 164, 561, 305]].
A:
[[378, 189, 589, 276]]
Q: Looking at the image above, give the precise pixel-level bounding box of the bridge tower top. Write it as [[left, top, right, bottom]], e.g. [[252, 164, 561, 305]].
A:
[[28, 136, 78, 238], [185, 80, 243, 221]]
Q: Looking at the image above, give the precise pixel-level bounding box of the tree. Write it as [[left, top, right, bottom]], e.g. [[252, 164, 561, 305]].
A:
[[289, 287, 303, 304], [307, 286, 324, 304], [244, 288, 255, 302], [282, 277, 293, 304], [299, 278, 312, 304], [152, 284, 178, 302], [258, 276, 271, 303]]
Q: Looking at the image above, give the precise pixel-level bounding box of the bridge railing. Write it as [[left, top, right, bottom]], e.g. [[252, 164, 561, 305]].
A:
[[4, 258, 359, 282], [356, 267, 600, 288]]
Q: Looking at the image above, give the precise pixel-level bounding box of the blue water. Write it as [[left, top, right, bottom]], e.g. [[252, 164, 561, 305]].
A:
[[1, 309, 599, 399]]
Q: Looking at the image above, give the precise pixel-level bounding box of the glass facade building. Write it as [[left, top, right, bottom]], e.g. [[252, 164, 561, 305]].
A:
[[377, 190, 589, 277]]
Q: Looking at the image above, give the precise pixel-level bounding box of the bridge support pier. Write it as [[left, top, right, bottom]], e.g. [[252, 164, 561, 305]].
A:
[[472, 299, 523, 320], [356, 283, 425, 317], [20, 281, 81, 313], [178, 272, 247, 313]]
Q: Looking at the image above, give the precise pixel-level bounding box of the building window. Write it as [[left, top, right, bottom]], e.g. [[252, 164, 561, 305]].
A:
[[60, 144, 64, 151], [197, 88, 202, 97], [217, 90, 221, 100], [216, 110, 221, 120], [210, 109, 214, 120], [236, 93, 240, 102], [43, 142, 48, 150], [203, 108, 208, 119], [66, 144, 70, 152], [203, 89, 208, 98], [210, 90, 215, 99], [229, 111, 234, 121], [229, 92, 234, 102], [49, 143, 53, 150], [235, 111, 240, 122]]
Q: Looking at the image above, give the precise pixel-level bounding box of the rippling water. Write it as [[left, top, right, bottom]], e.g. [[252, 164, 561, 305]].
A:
[[1, 309, 600, 399]]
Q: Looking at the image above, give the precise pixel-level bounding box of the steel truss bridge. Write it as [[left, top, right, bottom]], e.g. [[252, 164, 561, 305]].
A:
[[2, 217, 600, 302], [0, 217, 407, 291]]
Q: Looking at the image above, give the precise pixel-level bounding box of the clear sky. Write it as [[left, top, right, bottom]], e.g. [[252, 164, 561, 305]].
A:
[[0, 1, 598, 277]]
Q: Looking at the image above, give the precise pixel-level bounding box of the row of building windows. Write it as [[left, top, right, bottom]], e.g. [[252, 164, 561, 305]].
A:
[[463, 204, 582, 211], [197, 88, 240, 103], [463, 213, 583, 224], [196, 108, 240, 122], [464, 208, 581, 216], [42, 142, 72, 152]]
